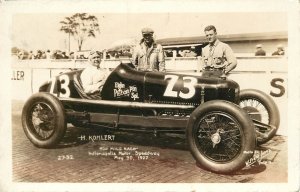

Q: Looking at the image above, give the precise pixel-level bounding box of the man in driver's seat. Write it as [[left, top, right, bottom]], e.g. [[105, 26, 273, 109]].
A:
[[81, 51, 109, 95]]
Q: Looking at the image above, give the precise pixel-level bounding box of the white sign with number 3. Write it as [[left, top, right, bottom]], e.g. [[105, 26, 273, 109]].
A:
[[49, 74, 70, 98]]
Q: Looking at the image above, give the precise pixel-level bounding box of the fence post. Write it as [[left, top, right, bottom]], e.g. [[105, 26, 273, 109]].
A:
[[197, 56, 203, 73]]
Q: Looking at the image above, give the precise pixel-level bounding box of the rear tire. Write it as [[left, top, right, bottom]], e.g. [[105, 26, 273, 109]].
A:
[[187, 100, 256, 174], [22, 93, 66, 148], [240, 89, 280, 144]]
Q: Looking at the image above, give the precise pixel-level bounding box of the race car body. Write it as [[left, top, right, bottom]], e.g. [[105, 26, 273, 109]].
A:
[[22, 62, 280, 174], [40, 63, 239, 105]]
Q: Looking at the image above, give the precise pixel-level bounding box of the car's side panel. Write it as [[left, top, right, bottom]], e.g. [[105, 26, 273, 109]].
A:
[[144, 72, 202, 105], [144, 72, 238, 105], [100, 63, 239, 105], [39, 70, 82, 99], [39, 63, 239, 106], [101, 63, 145, 102]]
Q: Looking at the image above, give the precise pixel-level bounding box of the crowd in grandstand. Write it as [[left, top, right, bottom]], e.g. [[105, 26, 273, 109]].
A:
[[12, 48, 75, 60], [12, 44, 285, 61]]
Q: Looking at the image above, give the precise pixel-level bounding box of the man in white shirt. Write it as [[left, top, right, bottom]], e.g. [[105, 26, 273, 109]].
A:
[[201, 25, 237, 77], [80, 51, 109, 95]]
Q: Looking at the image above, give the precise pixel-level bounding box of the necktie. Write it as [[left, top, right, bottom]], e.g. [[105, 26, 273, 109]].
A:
[[208, 45, 214, 67]]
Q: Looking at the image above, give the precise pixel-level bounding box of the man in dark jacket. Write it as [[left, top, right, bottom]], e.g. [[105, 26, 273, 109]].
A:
[[132, 27, 165, 72]]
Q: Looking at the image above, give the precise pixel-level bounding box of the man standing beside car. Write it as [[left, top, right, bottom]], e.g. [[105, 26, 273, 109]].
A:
[[80, 51, 109, 95], [201, 25, 237, 77], [132, 27, 165, 72]]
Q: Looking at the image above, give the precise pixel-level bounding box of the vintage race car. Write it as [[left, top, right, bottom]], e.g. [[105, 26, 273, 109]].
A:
[[22, 63, 280, 174]]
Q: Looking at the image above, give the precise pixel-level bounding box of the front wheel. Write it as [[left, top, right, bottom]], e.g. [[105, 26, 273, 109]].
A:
[[187, 100, 256, 174], [22, 92, 66, 148], [239, 89, 280, 144]]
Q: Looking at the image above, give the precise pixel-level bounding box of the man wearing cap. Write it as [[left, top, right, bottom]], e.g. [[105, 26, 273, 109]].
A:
[[80, 51, 110, 95], [132, 27, 165, 72], [255, 44, 266, 56], [272, 44, 285, 56], [201, 25, 237, 77]]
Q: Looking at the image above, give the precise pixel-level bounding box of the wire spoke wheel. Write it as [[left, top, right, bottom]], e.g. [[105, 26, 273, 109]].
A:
[[240, 98, 269, 125], [239, 89, 280, 145], [239, 98, 271, 134], [28, 102, 56, 140], [22, 93, 66, 148], [196, 112, 243, 163], [187, 100, 255, 174]]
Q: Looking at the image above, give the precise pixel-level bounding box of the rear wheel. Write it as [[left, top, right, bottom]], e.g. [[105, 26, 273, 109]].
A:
[[239, 89, 280, 144], [187, 100, 256, 174], [22, 93, 66, 148]]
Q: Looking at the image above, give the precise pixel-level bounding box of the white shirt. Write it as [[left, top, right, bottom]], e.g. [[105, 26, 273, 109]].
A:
[[202, 39, 237, 70], [80, 65, 109, 94]]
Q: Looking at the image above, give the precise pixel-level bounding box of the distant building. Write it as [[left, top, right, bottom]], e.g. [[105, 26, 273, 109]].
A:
[[156, 31, 287, 57]]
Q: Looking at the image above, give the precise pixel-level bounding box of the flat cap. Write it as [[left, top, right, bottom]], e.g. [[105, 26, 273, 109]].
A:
[[141, 27, 154, 35], [256, 44, 262, 48]]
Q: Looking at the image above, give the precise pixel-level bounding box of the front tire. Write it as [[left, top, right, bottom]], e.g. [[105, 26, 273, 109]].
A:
[[239, 89, 280, 144], [187, 100, 256, 174], [22, 93, 66, 148]]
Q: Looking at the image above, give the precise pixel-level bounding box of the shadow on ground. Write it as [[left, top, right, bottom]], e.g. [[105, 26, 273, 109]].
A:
[[57, 124, 188, 150]]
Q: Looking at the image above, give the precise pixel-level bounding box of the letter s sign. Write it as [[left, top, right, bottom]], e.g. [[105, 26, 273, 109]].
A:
[[270, 78, 285, 97]]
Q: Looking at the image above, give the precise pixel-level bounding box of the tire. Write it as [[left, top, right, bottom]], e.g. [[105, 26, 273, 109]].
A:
[[187, 100, 256, 174], [239, 89, 280, 144], [22, 92, 66, 148]]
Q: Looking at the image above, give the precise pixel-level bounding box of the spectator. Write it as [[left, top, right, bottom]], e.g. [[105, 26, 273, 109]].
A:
[[121, 49, 132, 58], [28, 51, 34, 60], [105, 53, 110, 59], [69, 52, 75, 59], [109, 52, 116, 59], [41, 51, 47, 59], [164, 49, 173, 57], [106, 53, 112, 59], [178, 50, 186, 57], [35, 50, 44, 59], [80, 51, 109, 95], [184, 46, 197, 57], [51, 51, 58, 59], [55, 51, 64, 59], [115, 52, 120, 59], [201, 25, 237, 77], [272, 44, 285, 56], [255, 44, 266, 56], [78, 54, 86, 59], [17, 50, 25, 60], [132, 27, 165, 72], [61, 52, 69, 59], [46, 50, 51, 60]]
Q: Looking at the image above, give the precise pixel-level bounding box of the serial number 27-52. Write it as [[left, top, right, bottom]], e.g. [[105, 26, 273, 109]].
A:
[[57, 155, 74, 160]]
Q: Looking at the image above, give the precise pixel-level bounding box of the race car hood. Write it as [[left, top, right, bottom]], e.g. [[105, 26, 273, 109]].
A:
[[101, 63, 239, 105]]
